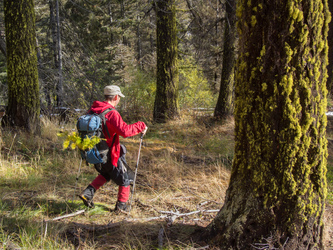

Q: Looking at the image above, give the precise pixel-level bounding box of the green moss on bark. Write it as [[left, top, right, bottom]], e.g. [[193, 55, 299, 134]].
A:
[[153, 0, 179, 123], [4, 0, 40, 134], [207, 0, 329, 248]]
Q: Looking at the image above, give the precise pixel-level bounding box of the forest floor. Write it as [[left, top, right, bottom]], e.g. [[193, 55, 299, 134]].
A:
[[0, 113, 332, 249]]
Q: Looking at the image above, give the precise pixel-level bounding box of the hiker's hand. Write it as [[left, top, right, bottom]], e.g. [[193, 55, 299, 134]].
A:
[[142, 126, 148, 136]]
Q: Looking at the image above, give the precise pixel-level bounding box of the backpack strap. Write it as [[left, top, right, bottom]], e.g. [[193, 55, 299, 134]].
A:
[[110, 132, 117, 149], [99, 108, 114, 138], [103, 108, 117, 153]]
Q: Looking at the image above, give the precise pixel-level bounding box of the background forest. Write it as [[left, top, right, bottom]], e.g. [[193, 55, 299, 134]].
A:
[[0, 0, 224, 117]]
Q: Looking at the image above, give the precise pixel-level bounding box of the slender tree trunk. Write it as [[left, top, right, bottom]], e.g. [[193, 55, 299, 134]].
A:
[[150, 11, 154, 54], [0, 5, 6, 57], [206, 0, 329, 248], [214, 0, 236, 119], [36, 37, 49, 110], [120, 0, 127, 46], [137, 14, 143, 69], [55, 0, 63, 107], [49, 0, 57, 106], [49, 0, 58, 68], [0, 34, 6, 57], [4, 0, 40, 134], [214, 0, 220, 90], [109, 5, 114, 43], [153, 0, 179, 122]]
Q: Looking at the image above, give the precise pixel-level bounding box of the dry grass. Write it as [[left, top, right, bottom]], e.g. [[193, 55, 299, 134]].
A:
[[0, 114, 233, 249], [0, 114, 332, 249]]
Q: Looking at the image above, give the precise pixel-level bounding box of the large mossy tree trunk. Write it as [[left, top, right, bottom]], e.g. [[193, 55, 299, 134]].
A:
[[207, 1, 329, 249], [153, 0, 179, 123], [214, 0, 237, 120], [4, 0, 40, 134]]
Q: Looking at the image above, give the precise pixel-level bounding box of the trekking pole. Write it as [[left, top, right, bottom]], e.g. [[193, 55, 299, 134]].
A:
[[128, 131, 145, 214], [72, 158, 83, 203]]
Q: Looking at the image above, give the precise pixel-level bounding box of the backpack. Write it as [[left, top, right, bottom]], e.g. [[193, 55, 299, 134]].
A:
[[76, 108, 114, 165]]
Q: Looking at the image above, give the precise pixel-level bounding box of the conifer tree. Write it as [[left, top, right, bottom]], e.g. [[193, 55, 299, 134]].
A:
[[153, 0, 179, 122], [214, 0, 236, 119], [207, 0, 330, 248], [3, 0, 40, 134]]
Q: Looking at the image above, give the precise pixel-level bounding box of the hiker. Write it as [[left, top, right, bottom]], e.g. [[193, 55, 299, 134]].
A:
[[79, 85, 147, 212]]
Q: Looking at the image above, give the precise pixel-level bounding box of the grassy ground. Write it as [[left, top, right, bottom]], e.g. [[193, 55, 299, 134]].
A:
[[0, 113, 332, 249]]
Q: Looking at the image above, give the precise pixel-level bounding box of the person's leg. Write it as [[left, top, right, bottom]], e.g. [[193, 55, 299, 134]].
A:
[[115, 185, 130, 211], [111, 155, 133, 211], [118, 185, 130, 202], [90, 174, 107, 190], [79, 175, 107, 208]]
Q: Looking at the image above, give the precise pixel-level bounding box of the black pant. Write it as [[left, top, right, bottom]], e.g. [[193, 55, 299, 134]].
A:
[[94, 145, 134, 187]]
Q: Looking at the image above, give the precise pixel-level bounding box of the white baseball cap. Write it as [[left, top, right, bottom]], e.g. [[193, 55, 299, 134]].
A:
[[104, 85, 125, 97]]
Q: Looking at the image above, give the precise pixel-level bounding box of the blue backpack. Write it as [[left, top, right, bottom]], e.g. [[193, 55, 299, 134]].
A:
[[76, 108, 114, 165]]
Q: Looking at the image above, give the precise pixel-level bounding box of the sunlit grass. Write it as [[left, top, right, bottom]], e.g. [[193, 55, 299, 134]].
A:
[[0, 113, 332, 249], [0, 198, 76, 249]]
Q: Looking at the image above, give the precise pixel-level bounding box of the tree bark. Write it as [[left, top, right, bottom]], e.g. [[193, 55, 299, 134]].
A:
[[214, 0, 237, 120], [0, 35, 6, 57], [55, 0, 63, 107], [48, 0, 58, 107], [4, 0, 40, 134], [0, 10, 6, 57], [206, 0, 329, 248], [153, 0, 179, 123], [120, 0, 127, 46], [137, 13, 142, 69], [327, 0, 333, 94]]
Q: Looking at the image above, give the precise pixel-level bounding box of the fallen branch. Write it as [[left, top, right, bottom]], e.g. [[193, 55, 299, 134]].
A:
[[48, 209, 86, 222], [44, 209, 86, 238], [160, 209, 220, 226], [57, 209, 218, 234], [71, 215, 169, 232], [141, 215, 168, 221], [160, 209, 219, 217]]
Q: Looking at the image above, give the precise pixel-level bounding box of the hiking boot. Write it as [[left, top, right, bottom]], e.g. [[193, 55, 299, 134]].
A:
[[78, 185, 95, 208], [115, 200, 129, 213]]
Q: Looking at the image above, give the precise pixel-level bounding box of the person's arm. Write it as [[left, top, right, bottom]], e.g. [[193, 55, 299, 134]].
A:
[[107, 110, 146, 138]]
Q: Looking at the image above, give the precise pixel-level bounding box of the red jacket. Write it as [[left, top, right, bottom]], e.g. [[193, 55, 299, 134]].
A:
[[89, 101, 146, 166]]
